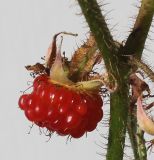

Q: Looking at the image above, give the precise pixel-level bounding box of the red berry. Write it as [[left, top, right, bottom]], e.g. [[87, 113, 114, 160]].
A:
[[18, 94, 28, 110], [70, 120, 87, 138], [71, 129, 85, 138], [96, 95, 103, 107], [45, 107, 58, 123], [19, 74, 103, 138], [94, 109, 103, 122], [86, 121, 98, 132], [33, 74, 48, 91], [58, 103, 70, 115], [57, 130, 69, 136], [64, 112, 82, 129], [32, 102, 47, 121], [35, 122, 46, 127], [24, 94, 47, 121], [25, 102, 47, 122], [25, 107, 35, 121], [26, 94, 36, 107], [74, 103, 87, 116]]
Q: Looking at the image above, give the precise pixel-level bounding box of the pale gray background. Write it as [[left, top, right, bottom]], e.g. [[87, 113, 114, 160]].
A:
[[0, 0, 154, 160]]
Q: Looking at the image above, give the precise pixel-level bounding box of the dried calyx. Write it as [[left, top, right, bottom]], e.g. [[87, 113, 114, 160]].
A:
[[26, 32, 117, 93]]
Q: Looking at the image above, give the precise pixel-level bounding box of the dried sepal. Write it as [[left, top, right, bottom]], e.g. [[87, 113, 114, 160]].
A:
[[25, 63, 47, 75], [89, 73, 118, 92], [74, 79, 104, 92], [69, 34, 102, 81], [45, 32, 78, 69], [25, 63, 45, 72], [79, 52, 102, 79], [49, 37, 74, 85], [25, 32, 114, 94], [49, 71, 116, 94], [45, 32, 60, 68], [137, 97, 154, 135]]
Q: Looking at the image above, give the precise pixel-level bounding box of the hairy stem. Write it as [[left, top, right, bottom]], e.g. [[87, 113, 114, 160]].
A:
[[107, 77, 129, 160], [123, 0, 154, 58]]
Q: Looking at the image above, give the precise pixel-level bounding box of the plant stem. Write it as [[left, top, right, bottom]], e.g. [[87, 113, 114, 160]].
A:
[[106, 75, 130, 160]]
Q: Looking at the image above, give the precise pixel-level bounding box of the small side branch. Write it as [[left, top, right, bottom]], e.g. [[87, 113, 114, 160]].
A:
[[129, 57, 154, 83], [123, 0, 154, 58], [127, 107, 147, 160], [137, 127, 147, 160]]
